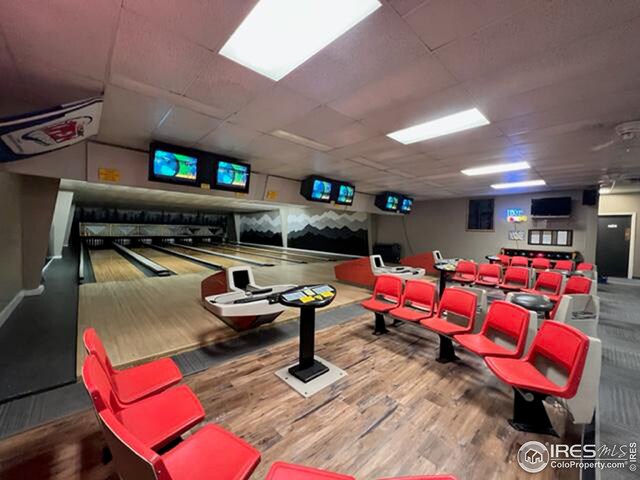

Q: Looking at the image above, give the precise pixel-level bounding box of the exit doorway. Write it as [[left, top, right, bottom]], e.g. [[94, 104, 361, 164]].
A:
[[596, 214, 635, 278]]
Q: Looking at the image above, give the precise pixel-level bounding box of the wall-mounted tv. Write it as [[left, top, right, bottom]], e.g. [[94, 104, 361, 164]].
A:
[[214, 159, 251, 193], [399, 196, 413, 214], [149, 143, 199, 185], [375, 192, 401, 212], [300, 176, 333, 203], [334, 183, 355, 206], [531, 196, 572, 218]]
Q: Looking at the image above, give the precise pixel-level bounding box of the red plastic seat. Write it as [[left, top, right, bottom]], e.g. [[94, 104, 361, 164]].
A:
[[83, 328, 182, 405], [531, 257, 551, 270], [420, 288, 476, 362], [576, 262, 594, 271], [485, 321, 589, 435], [554, 259, 574, 271], [510, 256, 528, 267], [521, 271, 563, 296], [83, 355, 204, 450], [266, 462, 354, 480], [547, 276, 592, 303], [498, 267, 529, 291], [451, 260, 477, 284], [475, 263, 501, 287], [498, 254, 511, 266], [361, 275, 403, 313], [97, 409, 260, 480], [455, 301, 530, 358], [389, 280, 437, 322]]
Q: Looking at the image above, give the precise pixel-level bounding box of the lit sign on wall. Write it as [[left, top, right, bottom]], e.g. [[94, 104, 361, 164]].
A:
[[506, 208, 528, 223]]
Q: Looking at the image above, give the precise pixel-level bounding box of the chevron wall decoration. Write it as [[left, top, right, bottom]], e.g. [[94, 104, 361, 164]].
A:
[[237, 210, 283, 246]]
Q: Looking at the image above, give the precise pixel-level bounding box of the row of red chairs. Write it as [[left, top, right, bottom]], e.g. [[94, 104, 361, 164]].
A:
[[361, 277, 591, 434], [496, 255, 594, 272], [82, 329, 457, 479]]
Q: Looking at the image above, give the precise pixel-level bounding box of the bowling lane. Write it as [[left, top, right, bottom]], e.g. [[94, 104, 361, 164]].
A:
[[226, 243, 334, 262], [89, 248, 145, 283], [166, 246, 250, 268], [132, 247, 211, 274], [196, 244, 289, 265]]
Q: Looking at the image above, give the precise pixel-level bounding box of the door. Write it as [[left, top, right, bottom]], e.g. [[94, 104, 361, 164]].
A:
[[596, 215, 632, 277]]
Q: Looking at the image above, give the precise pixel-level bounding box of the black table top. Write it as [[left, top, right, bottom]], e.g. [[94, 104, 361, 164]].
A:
[[511, 293, 554, 313], [434, 262, 457, 272], [279, 284, 336, 308]]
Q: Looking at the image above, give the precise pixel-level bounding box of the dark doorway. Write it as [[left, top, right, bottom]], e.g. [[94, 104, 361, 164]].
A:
[[596, 215, 632, 277]]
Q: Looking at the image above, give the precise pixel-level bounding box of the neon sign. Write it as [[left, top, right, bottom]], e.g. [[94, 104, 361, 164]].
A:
[[506, 208, 527, 223]]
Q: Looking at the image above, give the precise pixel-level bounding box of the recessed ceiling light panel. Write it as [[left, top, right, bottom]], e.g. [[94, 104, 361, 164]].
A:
[[461, 161, 530, 176], [491, 179, 546, 190], [387, 108, 490, 145], [219, 0, 382, 81]]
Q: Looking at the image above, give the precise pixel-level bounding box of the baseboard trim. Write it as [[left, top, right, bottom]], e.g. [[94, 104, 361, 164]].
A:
[[0, 284, 45, 329]]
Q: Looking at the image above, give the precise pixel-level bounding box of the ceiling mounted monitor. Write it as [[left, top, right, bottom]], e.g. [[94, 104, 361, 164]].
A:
[[219, 0, 382, 81], [531, 196, 572, 218], [214, 159, 251, 193], [375, 192, 400, 212], [300, 176, 334, 203], [149, 143, 199, 186], [334, 183, 355, 206], [399, 196, 413, 214]]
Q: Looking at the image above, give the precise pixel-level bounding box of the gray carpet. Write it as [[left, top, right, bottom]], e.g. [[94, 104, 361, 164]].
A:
[[598, 278, 640, 480]]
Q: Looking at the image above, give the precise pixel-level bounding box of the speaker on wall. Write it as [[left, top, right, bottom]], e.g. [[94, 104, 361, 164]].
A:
[[582, 189, 599, 206]]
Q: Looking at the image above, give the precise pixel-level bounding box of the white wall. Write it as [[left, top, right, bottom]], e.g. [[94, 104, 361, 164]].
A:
[[49, 191, 74, 257], [599, 192, 640, 277], [375, 190, 598, 263]]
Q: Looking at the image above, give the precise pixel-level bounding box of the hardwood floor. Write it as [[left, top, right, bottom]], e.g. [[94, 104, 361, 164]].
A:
[[0, 316, 582, 480], [131, 247, 211, 274], [76, 262, 372, 373], [88, 249, 145, 283]]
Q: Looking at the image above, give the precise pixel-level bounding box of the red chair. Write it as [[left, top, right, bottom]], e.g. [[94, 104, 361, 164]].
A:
[[498, 254, 511, 266], [361, 275, 403, 335], [97, 408, 260, 480], [521, 271, 563, 297], [451, 260, 477, 284], [83, 328, 182, 405], [83, 355, 204, 450], [554, 259, 574, 271], [266, 462, 354, 480], [510, 256, 528, 267], [389, 280, 437, 323], [420, 288, 476, 363], [531, 257, 551, 270], [577, 262, 594, 271], [485, 321, 589, 435], [547, 276, 592, 303], [498, 267, 529, 291], [475, 263, 501, 287], [455, 301, 531, 358]]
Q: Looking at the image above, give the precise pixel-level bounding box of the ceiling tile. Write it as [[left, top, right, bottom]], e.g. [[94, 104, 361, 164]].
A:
[[196, 122, 262, 154], [152, 106, 222, 145], [111, 9, 210, 94]]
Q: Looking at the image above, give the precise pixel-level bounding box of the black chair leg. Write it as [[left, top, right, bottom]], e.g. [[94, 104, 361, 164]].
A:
[[436, 335, 459, 363], [373, 313, 389, 335], [508, 388, 558, 436], [102, 446, 112, 464], [391, 318, 402, 327]]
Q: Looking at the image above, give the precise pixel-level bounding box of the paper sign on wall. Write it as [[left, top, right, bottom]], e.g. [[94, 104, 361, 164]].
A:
[[98, 168, 120, 182], [508, 230, 525, 241]]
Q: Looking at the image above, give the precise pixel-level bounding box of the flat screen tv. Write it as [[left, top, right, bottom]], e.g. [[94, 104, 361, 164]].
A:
[[214, 160, 251, 193], [399, 196, 413, 214], [334, 183, 355, 205], [300, 176, 333, 203], [149, 146, 199, 185], [375, 192, 400, 212], [531, 196, 572, 218]]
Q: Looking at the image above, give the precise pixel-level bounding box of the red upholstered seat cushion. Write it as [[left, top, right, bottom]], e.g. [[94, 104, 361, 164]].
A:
[[112, 357, 182, 404], [475, 276, 500, 286], [420, 315, 471, 336], [454, 333, 517, 358], [266, 462, 354, 480], [116, 385, 204, 449], [484, 357, 567, 397], [451, 273, 475, 283], [499, 282, 524, 291], [361, 298, 398, 313], [162, 424, 261, 480], [389, 306, 432, 322]]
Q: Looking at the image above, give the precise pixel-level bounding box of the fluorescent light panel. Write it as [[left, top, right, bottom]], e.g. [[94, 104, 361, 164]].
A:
[[387, 108, 490, 145], [219, 0, 382, 81], [271, 129, 333, 151], [461, 161, 530, 176], [491, 179, 546, 190]]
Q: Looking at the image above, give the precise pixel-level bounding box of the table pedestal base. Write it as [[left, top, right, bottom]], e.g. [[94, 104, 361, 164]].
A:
[[288, 359, 329, 383], [276, 356, 346, 398]]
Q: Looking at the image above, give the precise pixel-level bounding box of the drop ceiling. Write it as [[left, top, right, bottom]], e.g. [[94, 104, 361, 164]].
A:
[[2, 0, 640, 200]]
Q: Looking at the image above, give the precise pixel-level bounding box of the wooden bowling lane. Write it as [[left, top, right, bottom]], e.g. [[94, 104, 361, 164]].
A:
[[197, 244, 290, 265], [167, 246, 250, 268], [88, 248, 145, 283], [132, 247, 210, 274], [220, 243, 330, 262]]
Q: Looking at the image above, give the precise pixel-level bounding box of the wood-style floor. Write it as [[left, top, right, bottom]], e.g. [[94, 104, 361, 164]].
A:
[[88, 249, 145, 283], [76, 262, 373, 373], [0, 317, 581, 480], [131, 247, 211, 274]]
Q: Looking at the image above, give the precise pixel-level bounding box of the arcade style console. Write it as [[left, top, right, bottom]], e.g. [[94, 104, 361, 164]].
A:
[[370, 255, 425, 279], [274, 284, 347, 397], [201, 266, 296, 331]]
